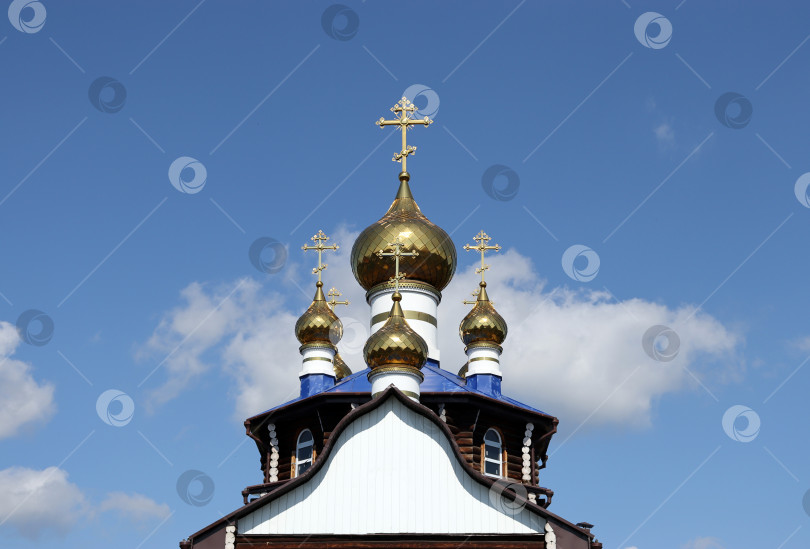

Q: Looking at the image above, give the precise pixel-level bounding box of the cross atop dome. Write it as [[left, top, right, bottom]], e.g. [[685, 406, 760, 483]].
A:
[[463, 290, 479, 306], [460, 230, 508, 385], [327, 287, 349, 310], [464, 288, 495, 306], [375, 236, 419, 293], [376, 97, 433, 176], [302, 230, 338, 284], [463, 230, 501, 286]]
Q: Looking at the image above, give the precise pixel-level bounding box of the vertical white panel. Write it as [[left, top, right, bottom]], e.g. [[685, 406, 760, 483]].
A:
[[323, 439, 334, 535]]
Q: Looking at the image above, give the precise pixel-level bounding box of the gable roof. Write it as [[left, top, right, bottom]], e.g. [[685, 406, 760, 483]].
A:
[[190, 387, 590, 545]]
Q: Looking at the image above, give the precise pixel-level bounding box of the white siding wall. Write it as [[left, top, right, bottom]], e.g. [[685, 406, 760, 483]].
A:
[[238, 397, 545, 535]]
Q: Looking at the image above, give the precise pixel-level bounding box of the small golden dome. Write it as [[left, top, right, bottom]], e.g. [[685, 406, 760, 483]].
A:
[[351, 174, 457, 292], [333, 352, 352, 381], [295, 282, 342, 346], [363, 291, 428, 371], [459, 283, 507, 347]]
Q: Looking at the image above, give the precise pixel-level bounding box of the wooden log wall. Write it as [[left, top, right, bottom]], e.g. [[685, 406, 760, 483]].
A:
[[441, 403, 540, 484]]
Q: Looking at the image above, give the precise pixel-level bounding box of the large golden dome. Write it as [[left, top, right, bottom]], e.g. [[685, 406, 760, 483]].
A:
[[364, 292, 428, 372], [459, 283, 507, 347], [351, 174, 456, 292], [295, 282, 342, 346]]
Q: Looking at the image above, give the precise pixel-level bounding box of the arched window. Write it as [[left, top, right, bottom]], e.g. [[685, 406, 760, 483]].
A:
[[295, 429, 314, 477], [483, 428, 503, 478]]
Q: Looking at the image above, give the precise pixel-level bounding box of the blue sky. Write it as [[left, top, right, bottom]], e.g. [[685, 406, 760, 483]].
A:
[[2, 1, 810, 547]]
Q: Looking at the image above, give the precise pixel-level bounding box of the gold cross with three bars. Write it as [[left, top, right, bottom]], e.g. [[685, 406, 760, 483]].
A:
[[375, 236, 419, 292], [302, 230, 338, 283], [327, 287, 349, 310], [376, 97, 433, 174], [463, 289, 495, 306], [463, 230, 501, 285]]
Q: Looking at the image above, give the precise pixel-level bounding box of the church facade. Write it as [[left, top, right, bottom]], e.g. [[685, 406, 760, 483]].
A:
[[179, 98, 603, 549]]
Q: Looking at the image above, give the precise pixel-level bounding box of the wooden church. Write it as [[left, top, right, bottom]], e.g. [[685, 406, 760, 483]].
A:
[[179, 98, 603, 549]]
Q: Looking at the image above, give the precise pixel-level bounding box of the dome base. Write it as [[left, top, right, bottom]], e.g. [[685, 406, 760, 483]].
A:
[[369, 368, 424, 401]]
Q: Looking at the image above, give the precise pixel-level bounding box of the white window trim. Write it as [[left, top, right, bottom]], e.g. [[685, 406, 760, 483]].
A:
[[483, 428, 503, 478], [295, 429, 314, 477]]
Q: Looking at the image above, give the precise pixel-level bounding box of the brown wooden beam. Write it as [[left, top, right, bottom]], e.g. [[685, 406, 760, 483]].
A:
[[234, 533, 546, 548]]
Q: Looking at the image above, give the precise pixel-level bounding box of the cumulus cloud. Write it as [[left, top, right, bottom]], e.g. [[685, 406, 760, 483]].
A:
[[646, 97, 677, 150], [98, 492, 170, 523], [140, 225, 742, 428], [440, 249, 740, 429], [792, 335, 810, 353], [0, 466, 171, 539], [137, 277, 294, 414], [138, 227, 369, 419], [137, 277, 306, 416], [681, 537, 725, 549], [654, 121, 676, 148], [0, 322, 55, 439], [0, 466, 88, 539]]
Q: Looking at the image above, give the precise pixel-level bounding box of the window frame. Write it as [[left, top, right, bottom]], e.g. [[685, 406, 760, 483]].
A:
[[482, 427, 505, 478], [293, 428, 315, 477]]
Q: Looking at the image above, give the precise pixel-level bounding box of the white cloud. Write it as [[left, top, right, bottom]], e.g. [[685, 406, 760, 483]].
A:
[[0, 322, 55, 439], [0, 466, 88, 539], [654, 121, 675, 148], [98, 492, 170, 523], [137, 276, 304, 418], [681, 537, 725, 549], [0, 466, 172, 539], [140, 228, 741, 428], [138, 226, 369, 419], [440, 250, 740, 429], [792, 335, 810, 352]]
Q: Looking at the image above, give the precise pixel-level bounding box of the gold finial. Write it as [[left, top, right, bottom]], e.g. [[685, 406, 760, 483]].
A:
[[375, 236, 419, 293], [464, 288, 495, 306], [463, 230, 501, 286], [302, 230, 339, 284], [327, 287, 350, 310], [376, 97, 433, 176]]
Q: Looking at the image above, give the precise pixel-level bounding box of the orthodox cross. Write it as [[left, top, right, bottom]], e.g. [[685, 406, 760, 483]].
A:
[[375, 236, 419, 292], [463, 230, 501, 285], [302, 230, 338, 283], [463, 288, 495, 306], [376, 97, 433, 174], [463, 289, 479, 305], [327, 287, 349, 310]]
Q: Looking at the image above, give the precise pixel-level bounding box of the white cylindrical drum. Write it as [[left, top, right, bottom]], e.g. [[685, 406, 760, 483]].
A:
[[368, 285, 440, 360], [369, 369, 423, 401], [465, 345, 501, 376], [299, 345, 336, 377]]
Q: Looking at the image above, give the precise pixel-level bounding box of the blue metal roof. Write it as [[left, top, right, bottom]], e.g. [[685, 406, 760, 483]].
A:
[[259, 359, 548, 416]]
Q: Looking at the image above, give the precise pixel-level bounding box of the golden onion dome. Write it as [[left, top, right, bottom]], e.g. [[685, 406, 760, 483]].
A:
[[363, 291, 428, 371], [351, 173, 457, 292], [459, 283, 507, 347], [295, 282, 342, 346], [333, 352, 352, 381]]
